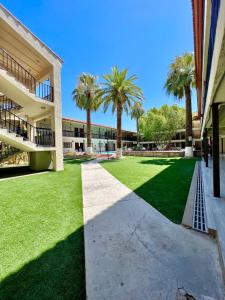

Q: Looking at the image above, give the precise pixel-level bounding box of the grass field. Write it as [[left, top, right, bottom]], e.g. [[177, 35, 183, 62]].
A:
[[0, 159, 85, 300], [101, 156, 197, 224]]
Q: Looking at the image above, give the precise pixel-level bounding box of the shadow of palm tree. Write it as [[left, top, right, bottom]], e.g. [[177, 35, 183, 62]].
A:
[[137, 158, 179, 166], [133, 159, 196, 223]]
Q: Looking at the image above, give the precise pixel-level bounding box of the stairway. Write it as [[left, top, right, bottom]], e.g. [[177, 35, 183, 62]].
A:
[[0, 107, 55, 152], [0, 146, 20, 163]]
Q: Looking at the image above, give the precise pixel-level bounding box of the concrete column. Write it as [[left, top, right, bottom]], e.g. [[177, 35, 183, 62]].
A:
[[221, 138, 224, 154], [203, 129, 208, 167], [50, 63, 63, 171], [30, 151, 51, 171], [212, 103, 220, 197]]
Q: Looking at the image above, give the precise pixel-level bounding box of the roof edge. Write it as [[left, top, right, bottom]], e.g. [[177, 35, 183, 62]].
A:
[[62, 117, 137, 134], [0, 4, 63, 64]]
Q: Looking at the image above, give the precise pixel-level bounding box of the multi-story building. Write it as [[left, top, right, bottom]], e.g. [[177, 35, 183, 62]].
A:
[[192, 0, 225, 197], [62, 117, 137, 153], [28, 116, 138, 154], [140, 114, 201, 151], [0, 4, 63, 171]]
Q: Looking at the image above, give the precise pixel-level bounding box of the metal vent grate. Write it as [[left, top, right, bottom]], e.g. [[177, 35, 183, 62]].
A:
[[193, 163, 208, 233]]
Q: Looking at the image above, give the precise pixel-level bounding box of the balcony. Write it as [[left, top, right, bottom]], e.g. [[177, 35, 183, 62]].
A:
[[0, 107, 55, 147], [0, 95, 21, 110], [0, 48, 54, 102], [62, 129, 137, 142], [63, 130, 85, 138]]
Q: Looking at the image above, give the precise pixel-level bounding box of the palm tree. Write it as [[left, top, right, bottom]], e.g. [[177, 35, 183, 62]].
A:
[[101, 66, 143, 158], [130, 102, 145, 146], [72, 73, 102, 154], [164, 53, 195, 157]]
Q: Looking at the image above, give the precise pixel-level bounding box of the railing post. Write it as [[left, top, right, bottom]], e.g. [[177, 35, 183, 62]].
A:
[[212, 103, 220, 197]]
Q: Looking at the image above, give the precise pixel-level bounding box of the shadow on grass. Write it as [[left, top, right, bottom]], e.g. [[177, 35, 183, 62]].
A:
[[0, 228, 85, 300], [138, 158, 179, 166], [133, 159, 196, 223], [102, 157, 197, 224], [0, 159, 89, 179], [0, 166, 45, 179]]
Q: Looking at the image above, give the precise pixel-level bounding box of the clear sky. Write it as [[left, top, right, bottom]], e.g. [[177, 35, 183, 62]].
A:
[[1, 0, 195, 131]]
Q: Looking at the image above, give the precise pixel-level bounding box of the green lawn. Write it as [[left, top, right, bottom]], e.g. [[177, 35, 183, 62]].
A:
[[101, 156, 197, 224], [0, 159, 85, 300]]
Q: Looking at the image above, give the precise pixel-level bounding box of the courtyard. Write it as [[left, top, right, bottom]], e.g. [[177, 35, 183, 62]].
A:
[[1, 157, 225, 299], [101, 156, 197, 223], [0, 159, 86, 300]]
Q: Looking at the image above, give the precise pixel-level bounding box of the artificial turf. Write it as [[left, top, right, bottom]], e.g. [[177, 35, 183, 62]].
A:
[[101, 156, 197, 224], [0, 158, 85, 300]]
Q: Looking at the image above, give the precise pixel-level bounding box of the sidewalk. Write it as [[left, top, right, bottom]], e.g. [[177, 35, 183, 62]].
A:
[[82, 160, 225, 300]]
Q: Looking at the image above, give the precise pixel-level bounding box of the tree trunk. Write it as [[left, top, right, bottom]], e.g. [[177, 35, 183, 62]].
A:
[[185, 86, 193, 147], [136, 118, 139, 145], [117, 103, 122, 157], [86, 109, 92, 149]]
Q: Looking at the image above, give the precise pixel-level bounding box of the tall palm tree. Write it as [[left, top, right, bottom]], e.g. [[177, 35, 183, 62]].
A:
[[101, 66, 143, 158], [164, 53, 195, 157], [72, 73, 101, 154], [130, 102, 145, 146]]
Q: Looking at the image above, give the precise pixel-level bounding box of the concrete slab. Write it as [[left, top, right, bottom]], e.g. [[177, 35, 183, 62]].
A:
[[82, 160, 225, 300], [201, 157, 225, 281]]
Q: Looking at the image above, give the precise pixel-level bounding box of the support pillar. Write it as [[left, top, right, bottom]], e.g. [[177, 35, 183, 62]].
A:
[[50, 64, 64, 171], [222, 138, 224, 154], [203, 129, 208, 167], [212, 103, 220, 197]]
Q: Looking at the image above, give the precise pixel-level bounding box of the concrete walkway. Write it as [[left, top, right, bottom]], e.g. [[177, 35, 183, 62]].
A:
[[82, 160, 225, 300]]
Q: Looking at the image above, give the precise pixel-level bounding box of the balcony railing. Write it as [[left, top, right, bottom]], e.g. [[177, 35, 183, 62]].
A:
[[0, 95, 21, 111], [63, 130, 85, 137], [62, 129, 137, 141], [0, 107, 55, 147], [0, 48, 54, 102]]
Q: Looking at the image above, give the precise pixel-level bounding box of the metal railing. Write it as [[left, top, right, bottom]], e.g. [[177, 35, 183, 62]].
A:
[[62, 129, 137, 141], [0, 95, 21, 111], [62, 130, 85, 138], [0, 48, 54, 102], [0, 107, 55, 147], [0, 146, 20, 162], [0, 148, 18, 161], [59, 129, 128, 140]]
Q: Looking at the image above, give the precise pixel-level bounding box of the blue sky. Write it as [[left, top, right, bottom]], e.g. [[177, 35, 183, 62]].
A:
[[1, 0, 195, 131]]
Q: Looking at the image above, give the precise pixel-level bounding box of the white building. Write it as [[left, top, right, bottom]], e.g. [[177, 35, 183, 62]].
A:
[[62, 117, 138, 153], [0, 4, 63, 171]]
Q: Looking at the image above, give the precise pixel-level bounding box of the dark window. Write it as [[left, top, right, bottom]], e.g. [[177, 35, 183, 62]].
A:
[[63, 142, 72, 148]]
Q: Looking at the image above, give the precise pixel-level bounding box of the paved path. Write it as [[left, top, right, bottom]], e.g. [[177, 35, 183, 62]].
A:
[[82, 160, 225, 300]]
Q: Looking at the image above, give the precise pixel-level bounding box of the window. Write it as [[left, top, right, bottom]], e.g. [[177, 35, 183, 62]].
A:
[[63, 142, 72, 148]]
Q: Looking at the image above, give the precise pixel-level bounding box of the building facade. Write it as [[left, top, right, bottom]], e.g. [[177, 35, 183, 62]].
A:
[[0, 4, 63, 171], [192, 0, 225, 196], [62, 117, 137, 153]]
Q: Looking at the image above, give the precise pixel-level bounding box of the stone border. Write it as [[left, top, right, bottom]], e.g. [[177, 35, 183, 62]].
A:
[[123, 150, 184, 157], [182, 161, 199, 228]]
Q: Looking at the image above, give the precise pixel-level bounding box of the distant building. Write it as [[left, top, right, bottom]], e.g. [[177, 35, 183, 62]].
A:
[[140, 114, 201, 151], [37, 117, 138, 153]]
